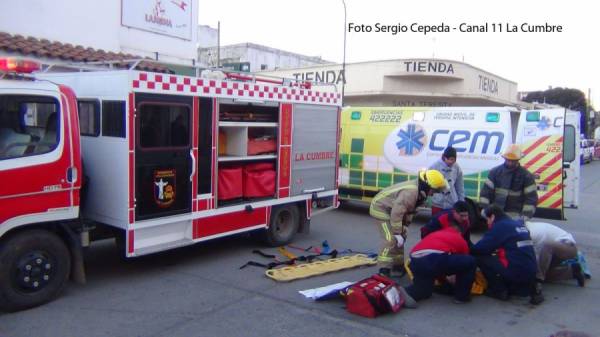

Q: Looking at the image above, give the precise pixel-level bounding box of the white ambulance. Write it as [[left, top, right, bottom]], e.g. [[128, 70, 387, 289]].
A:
[[339, 106, 580, 220], [0, 57, 341, 311]]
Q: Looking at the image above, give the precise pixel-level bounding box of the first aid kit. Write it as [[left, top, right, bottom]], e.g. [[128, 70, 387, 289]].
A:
[[344, 274, 403, 318]]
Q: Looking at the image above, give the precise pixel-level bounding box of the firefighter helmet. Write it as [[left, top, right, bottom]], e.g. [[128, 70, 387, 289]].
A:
[[418, 169, 448, 190], [502, 144, 523, 160]]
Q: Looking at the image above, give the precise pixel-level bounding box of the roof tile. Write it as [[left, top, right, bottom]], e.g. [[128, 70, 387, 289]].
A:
[[0, 31, 171, 73]]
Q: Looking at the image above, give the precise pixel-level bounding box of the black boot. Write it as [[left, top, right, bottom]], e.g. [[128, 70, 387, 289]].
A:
[[379, 268, 392, 278], [529, 281, 544, 305], [572, 263, 585, 287]]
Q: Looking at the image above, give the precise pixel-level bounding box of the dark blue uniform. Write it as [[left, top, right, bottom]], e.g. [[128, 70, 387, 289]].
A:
[[471, 216, 537, 297]]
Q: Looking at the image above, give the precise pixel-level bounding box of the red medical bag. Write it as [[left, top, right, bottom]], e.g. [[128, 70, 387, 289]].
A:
[[247, 136, 277, 155], [243, 163, 276, 198], [345, 274, 403, 318], [218, 166, 243, 200]]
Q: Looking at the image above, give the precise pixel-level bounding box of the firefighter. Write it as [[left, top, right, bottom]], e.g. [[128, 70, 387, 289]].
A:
[[428, 146, 465, 216], [369, 169, 449, 278], [480, 144, 538, 220], [471, 205, 543, 305], [404, 221, 476, 304], [526, 221, 586, 287]]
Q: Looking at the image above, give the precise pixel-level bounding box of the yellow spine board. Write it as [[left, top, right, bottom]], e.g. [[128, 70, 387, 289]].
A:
[[265, 254, 377, 282]]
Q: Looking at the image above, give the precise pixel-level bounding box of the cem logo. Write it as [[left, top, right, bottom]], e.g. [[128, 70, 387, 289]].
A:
[[384, 121, 507, 175]]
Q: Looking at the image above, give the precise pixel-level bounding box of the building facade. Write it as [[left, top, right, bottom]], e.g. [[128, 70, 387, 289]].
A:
[[260, 58, 522, 107], [199, 42, 331, 72], [0, 0, 199, 65]]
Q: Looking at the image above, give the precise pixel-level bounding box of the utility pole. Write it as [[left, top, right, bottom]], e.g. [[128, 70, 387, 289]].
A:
[[341, 0, 347, 106], [217, 21, 221, 68]]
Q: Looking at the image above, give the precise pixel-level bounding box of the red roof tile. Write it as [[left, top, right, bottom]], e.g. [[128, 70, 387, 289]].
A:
[[0, 31, 172, 73]]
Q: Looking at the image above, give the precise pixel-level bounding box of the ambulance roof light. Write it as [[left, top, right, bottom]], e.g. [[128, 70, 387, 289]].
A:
[[0, 57, 41, 74]]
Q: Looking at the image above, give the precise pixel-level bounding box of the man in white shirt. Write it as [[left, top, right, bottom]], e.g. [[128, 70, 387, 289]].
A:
[[526, 221, 585, 287]]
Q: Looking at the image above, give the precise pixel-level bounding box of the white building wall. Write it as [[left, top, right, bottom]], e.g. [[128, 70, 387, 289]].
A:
[[260, 59, 520, 107], [198, 25, 218, 48], [0, 0, 198, 65]]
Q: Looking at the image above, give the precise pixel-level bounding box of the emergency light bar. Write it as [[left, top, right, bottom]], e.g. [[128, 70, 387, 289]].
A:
[[0, 57, 41, 73]]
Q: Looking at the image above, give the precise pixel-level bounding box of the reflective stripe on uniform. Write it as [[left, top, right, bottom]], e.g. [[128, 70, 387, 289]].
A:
[[479, 197, 490, 205], [381, 222, 392, 242], [378, 248, 393, 262], [524, 184, 537, 194], [517, 240, 534, 248], [484, 179, 494, 189], [370, 206, 391, 220], [523, 204, 536, 213], [508, 190, 523, 197], [495, 188, 509, 197]]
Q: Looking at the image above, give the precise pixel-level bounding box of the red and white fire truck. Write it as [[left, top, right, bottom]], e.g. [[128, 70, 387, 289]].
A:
[[0, 57, 341, 311]]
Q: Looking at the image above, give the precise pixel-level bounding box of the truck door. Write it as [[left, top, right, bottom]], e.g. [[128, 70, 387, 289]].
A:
[[290, 104, 338, 196], [0, 92, 76, 226], [562, 110, 580, 208], [135, 94, 192, 220], [517, 109, 570, 219]]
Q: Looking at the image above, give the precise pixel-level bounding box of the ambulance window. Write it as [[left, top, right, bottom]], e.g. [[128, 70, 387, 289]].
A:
[[563, 125, 575, 162], [102, 101, 126, 138], [0, 95, 59, 160], [526, 111, 540, 122], [486, 112, 500, 123], [139, 103, 190, 148], [78, 100, 100, 137]]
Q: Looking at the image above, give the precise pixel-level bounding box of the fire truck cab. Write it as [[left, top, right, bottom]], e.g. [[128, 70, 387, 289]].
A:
[[0, 58, 341, 311]]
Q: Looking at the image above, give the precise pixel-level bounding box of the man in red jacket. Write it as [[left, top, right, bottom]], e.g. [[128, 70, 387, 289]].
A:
[[404, 222, 476, 304]]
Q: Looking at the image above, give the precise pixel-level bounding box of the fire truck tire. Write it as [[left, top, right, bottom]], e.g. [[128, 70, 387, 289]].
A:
[[263, 205, 300, 246], [0, 230, 71, 312]]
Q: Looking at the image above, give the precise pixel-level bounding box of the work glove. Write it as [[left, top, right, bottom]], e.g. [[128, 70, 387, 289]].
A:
[[394, 235, 405, 248]]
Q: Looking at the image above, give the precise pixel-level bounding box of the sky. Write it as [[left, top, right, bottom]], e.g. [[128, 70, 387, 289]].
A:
[[198, 0, 600, 107]]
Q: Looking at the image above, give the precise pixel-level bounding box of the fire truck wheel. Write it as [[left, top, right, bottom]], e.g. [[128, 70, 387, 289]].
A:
[[264, 205, 300, 247], [0, 230, 71, 312]]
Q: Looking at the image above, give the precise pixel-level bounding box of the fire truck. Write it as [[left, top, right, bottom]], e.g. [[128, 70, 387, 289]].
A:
[[0, 57, 341, 311]]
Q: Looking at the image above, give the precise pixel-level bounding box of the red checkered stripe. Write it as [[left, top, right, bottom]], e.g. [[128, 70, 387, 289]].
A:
[[132, 72, 341, 106]]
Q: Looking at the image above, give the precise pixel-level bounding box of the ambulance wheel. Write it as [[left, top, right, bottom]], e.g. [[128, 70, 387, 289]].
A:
[[0, 230, 71, 312], [264, 205, 300, 246]]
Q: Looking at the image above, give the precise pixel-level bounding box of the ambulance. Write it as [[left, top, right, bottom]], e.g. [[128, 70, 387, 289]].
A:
[[0, 57, 341, 311], [339, 106, 580, 221]]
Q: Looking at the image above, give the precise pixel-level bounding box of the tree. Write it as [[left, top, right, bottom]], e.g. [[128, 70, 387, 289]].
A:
[[522, 87, 588, 112]]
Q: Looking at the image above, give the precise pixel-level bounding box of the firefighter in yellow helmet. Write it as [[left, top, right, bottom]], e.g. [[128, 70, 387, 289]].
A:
[[480, 144, 538, 220], [370, 169, 449, 278]]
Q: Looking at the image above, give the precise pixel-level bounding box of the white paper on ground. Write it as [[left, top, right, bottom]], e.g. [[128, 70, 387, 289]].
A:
[[298, 281, 355, 300]]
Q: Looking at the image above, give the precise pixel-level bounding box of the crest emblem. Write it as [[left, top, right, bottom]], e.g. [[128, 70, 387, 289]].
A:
[[154, 169, 176, 208]]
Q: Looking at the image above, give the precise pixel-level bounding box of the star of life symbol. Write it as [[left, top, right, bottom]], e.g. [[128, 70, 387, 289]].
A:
[[395, 123, 426, 156], [537, 116, 551, 130]]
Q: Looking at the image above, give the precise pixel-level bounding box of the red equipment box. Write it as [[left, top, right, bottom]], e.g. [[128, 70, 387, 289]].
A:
[[243, 162, 276, 198], [247, 136, 277, 155], [218, 166, 243, 200]]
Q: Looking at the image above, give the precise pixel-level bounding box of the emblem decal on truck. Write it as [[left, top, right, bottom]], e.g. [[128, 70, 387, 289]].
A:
[[154, 169, 176, 208]]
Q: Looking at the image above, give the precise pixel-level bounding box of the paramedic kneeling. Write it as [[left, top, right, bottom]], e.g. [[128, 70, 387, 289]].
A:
[[404, 223, 476, 304], [472, 206, 543, 305]]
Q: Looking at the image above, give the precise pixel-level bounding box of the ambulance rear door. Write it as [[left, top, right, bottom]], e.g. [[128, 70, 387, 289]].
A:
[[516, 108, 577, 220], [562, 110, 580, 208]]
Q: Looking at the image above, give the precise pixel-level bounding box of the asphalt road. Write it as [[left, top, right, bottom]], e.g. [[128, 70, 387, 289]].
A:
[[1, 162, 600, 337]]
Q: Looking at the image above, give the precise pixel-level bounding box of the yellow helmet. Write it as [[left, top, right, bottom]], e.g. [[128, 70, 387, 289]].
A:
[[419, 169, 448, 190], [502, 144, 523, 160]]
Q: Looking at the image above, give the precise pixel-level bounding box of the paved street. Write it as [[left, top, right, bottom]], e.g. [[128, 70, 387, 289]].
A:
[[1, 162, 599, 337]]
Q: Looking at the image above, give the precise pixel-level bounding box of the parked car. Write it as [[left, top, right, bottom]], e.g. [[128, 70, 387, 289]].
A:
[[594, 139, 600, 160], [580, 139, 594, 164]]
